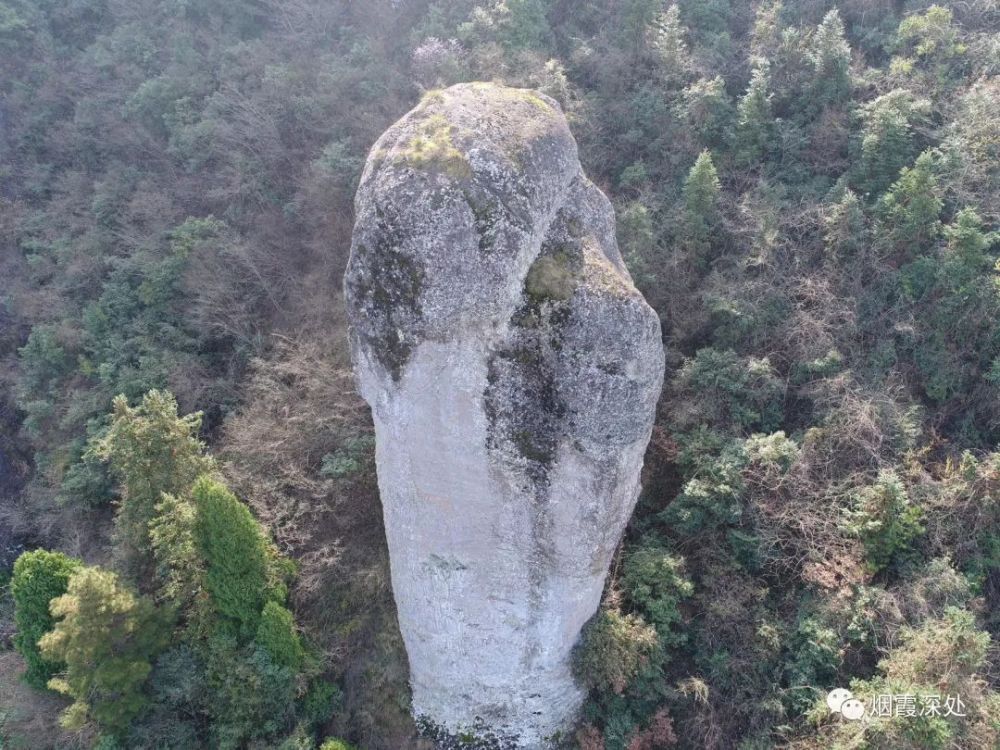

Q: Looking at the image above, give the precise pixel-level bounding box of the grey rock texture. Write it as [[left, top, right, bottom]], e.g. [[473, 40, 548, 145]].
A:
[[344, 83, 664, 747]]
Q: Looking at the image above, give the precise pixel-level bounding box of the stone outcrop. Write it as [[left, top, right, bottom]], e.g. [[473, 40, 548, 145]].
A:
[[344, 82, 664, 747]]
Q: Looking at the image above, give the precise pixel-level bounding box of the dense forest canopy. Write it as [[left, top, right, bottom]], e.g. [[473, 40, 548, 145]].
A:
[[0, 0, 998, 748]]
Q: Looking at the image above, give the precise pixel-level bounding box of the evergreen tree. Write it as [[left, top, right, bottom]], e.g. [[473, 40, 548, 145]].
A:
[[256, 601, 305, 670], [494, 0, 552, 50], [39, 566, 169, 734], [91, 390, 213, 579], [893, 5, 966, 79], [148, 491, 203, 608], [620, 0, 663, 55], [877, 150, 942, 257], [823, 188, 864, 257], [11, 549, 82, 689], [650, 4, 690, 82], [683, 149, 721, 266], [676, 75, 732, 148], [858, 89, 930, 196], [809, 9, 851, 105], [203, 633, 298, 748], [750, 0, 782, 59], [734, 62, 773, 166], [192, 475, 279, 639]]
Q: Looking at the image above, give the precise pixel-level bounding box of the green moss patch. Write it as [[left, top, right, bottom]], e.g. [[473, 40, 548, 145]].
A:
[[397, 114, 471, 180], [524, 250, 579, 302]]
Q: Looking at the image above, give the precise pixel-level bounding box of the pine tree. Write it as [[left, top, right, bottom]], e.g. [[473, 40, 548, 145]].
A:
[[11, 549, 82, 689], [39, 566, 169, 734], [810, 9, 851, 105], [945, 207, 995, 268], [91, 390, 213, 579], [734, 62, 773, 166], [676, 75, 732, 147], [858, 89, 931, 196], [494, 0, 552, 50], [650, 5, 690, 82], [877, 150, 942, 257], [683, 149, 721, 266]]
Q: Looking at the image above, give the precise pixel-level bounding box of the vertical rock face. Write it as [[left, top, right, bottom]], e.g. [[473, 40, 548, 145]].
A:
[[344, 83, 664, 747]]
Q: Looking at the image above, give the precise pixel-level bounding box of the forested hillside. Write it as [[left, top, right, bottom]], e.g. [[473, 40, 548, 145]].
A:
[[0, 1, 998, 748]]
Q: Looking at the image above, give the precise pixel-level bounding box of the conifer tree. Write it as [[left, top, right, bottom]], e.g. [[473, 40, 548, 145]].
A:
[[734, 62, 773, 166], [823, 188, 864, 257], [91, 390, 213, 579], [256, 601, 305, 670], [858, 90, 930, 196], [39, 566, 169, 734], [192, 475, 279, 639], [810, 9, 851, 105], [750, 0, 782, 59], [650, 5, 690, 82], [683, 149, 721, 266], [11, 549, 82, 689], [877, 150, 942, 256], [148, 491, 202, 608]]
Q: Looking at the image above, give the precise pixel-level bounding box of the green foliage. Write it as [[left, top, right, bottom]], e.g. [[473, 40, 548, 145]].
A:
[[17, 326, 72, 395], [676, 75, 732, 147], [256, 601, 305, 670], [11, 550, 82, 689], [649, 4, 690, 81], [574, 607, 659, 695], [618, 200, 658, 290], [203, 634, 298, 749], [823, 188, 864, 256], [784, 615, 842, 713], [320, 739, 358, 750], [682, 149, 721, 266], [148, 491, 202, 606], [301, 680, 341, 728], [39, 566, 169, 735], [4, 1, 1000, 748], [876, 149, 942, 257], [192, 475, 279, 639], [734, 63, 773, 166], [675, 348, 784, 433], [857, 89, 931, 195], [91, 390, 213, 575], [844, 470, 925, 574], [812, 607, 999, 748], [320, 435, 375, 479], [893, 5, 966, 80], [460, 0, 553, 51], [677, 0, 730, 36], [809, 9, 851, 105], [662, 441, 745, 534], [621, 546, 693, 647], [899, 206, 999, 404]]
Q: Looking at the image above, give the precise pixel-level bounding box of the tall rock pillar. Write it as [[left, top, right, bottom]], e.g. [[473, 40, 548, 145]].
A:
[[344, 83, 664, 747]]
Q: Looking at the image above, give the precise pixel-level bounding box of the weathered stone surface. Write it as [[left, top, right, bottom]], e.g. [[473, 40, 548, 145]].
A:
[[344, 83, 664, 747]]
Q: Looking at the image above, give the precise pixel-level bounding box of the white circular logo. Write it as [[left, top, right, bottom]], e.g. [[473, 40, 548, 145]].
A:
[[827, 688, 853, 713], [841, 698, 865, 720]]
